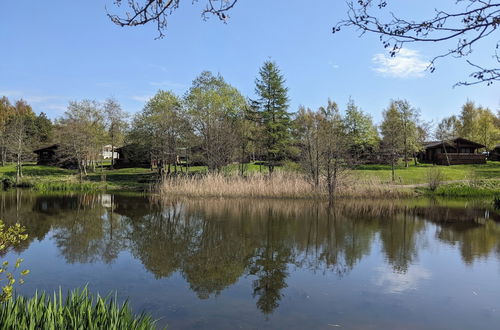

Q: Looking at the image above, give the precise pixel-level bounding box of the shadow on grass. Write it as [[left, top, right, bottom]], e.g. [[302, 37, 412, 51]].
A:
[[86, 171, 158, 185]]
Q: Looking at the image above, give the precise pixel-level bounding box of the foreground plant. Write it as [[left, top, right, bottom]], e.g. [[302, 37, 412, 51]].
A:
[[0, 287, 157, 329], [0, 220, 29, 301]]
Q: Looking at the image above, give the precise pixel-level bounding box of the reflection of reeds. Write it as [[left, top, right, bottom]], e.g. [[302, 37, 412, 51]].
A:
[[157, 172, 414, 199], [153, 196, 413, 220]]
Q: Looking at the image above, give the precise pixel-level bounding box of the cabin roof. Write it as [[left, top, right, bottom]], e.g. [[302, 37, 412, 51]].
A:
[[33, 144, 59, 153], [423, 137, 485, 149]]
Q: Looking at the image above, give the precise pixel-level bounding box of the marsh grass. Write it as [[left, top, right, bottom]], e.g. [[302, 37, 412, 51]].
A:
[[433, 179, 500, 197], [0, 288, 156, 329], [158, 172, 414, 199]]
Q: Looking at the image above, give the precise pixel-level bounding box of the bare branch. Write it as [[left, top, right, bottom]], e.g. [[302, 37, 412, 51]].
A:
[[334, 0, 500, 85], [107, 0, 238, 38]]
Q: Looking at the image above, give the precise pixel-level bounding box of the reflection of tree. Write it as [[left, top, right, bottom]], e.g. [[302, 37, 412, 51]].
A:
[[414, 205, 500, 265], [437, 221, 500, 264], [182, 216, 248, 299], [378, 212, 425, 273], [51, 195, 124, 264], [127, 202, 192, 278], [249, 216, 293, 316]]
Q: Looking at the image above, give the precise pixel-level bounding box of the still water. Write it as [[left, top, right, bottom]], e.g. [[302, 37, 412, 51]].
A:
[[1, 191, 500, 329]]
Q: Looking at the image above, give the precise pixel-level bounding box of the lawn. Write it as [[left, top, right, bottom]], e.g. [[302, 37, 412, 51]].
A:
[[354, 162, 500, 185]]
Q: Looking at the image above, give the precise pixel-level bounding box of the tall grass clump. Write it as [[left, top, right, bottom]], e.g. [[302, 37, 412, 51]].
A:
[[0, 288, 156, 329], [427, 167, 443, 192], [158, 172, 414, 199]]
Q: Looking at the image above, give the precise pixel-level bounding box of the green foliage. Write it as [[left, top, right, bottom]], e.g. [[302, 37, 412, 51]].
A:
[[0, 221, 29, 302], [185, 71, 247, 171], [0, 288, 156, 329], [344, 98, 379, 155], [129, 90, 188, 171]]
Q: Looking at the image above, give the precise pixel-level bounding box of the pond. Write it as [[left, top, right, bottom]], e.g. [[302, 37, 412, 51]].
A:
[[1, 191, 500, 329]]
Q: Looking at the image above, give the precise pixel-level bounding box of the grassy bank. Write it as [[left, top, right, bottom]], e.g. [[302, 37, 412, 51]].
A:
[[0, 288, 156, 329], [0, 164, 157, 192], [427, 179, 500, 197], [0, 162, 498, 196]]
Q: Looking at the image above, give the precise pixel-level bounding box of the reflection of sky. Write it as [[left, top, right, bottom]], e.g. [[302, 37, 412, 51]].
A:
[[373, 265, 432, 294]]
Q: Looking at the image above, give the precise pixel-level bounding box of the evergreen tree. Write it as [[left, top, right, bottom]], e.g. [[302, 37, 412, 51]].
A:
[[252, 61, 292, 174]]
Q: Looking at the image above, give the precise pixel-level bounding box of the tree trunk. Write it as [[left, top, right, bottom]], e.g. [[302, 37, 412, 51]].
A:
[[110, 129, 115, 170], [391, 156, 395, 182]]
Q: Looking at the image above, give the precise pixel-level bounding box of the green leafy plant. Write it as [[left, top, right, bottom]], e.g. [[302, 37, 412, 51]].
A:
[[0, 221, 29, 301], [0, 288, 157, 329]]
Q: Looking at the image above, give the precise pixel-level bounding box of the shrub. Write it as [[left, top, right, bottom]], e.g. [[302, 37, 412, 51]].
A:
[[427, 167, 443, 192], [0, 288, 157, 329]]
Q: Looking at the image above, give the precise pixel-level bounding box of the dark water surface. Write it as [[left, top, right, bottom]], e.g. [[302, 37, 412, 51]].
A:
[[2, 191, 500, 329]]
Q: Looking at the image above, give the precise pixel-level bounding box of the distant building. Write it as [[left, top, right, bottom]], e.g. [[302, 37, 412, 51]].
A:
[[33, 144, 60, 166], [418, 137, 487, 165], [114, 144, 151, 168], [102, 145, 119, 160], [489, 144, 500, 161]]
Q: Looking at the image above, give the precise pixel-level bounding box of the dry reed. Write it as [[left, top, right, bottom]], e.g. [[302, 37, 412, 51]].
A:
[[157, 172, 414, 199]]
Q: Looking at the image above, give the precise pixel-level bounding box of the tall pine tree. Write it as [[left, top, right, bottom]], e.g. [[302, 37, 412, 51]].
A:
[[252, 61, 292, 174]]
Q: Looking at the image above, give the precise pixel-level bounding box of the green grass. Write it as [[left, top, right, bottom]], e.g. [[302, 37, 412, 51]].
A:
[[354, 161, 500, 185], [0, 288, 156, 329]]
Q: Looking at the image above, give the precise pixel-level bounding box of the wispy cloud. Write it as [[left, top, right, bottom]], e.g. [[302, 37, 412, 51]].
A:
[[131, 95, 152, 102], [0, 90, 22, 97], [373, 265, 431, 294], [372, 48, 429, 78], [148, 80, 186, 89], [148, 64, 169, 72], [43, 104, 67, 112], [328, 61, 340, 70]]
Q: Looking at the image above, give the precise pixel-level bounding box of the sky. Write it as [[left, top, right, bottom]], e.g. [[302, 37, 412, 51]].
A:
[[0, 0, 498, 127]]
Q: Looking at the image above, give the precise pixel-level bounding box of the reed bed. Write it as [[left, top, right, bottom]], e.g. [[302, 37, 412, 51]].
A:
[[158, 172, 415, 199], [0, 288, 156, 329]]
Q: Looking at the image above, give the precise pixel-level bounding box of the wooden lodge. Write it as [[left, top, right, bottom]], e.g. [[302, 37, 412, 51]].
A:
[[114, 144, 151, 168], [33, 144, 60, 166], [490, 144, 500, 161], [418, 137, 487, 165]]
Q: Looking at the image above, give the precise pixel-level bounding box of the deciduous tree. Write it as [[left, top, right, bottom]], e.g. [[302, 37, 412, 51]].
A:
[[185, 71, 246, 172]]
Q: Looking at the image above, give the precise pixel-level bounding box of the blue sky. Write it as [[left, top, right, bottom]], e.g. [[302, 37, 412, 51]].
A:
[[0, 0, 498, 126]]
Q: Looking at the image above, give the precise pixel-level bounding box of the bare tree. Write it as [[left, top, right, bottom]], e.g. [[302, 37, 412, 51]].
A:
[[334, 0, 500, 86], [5, 100, 35, 183], [57, 100, 106, 179], [318, 100, 352, 202], [103, 98, 129, 169], [295, 106, 322, 188], [107, 0, 238, 38]]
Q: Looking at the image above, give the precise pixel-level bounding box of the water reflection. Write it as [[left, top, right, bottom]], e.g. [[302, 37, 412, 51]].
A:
[[0, 191, 499, 319]]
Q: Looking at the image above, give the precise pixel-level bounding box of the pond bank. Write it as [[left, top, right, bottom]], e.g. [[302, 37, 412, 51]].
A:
[[2, 164, 499, 198]]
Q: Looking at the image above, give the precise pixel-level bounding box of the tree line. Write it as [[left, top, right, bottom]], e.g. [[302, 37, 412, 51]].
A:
[[1, 61, 499, 193]]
